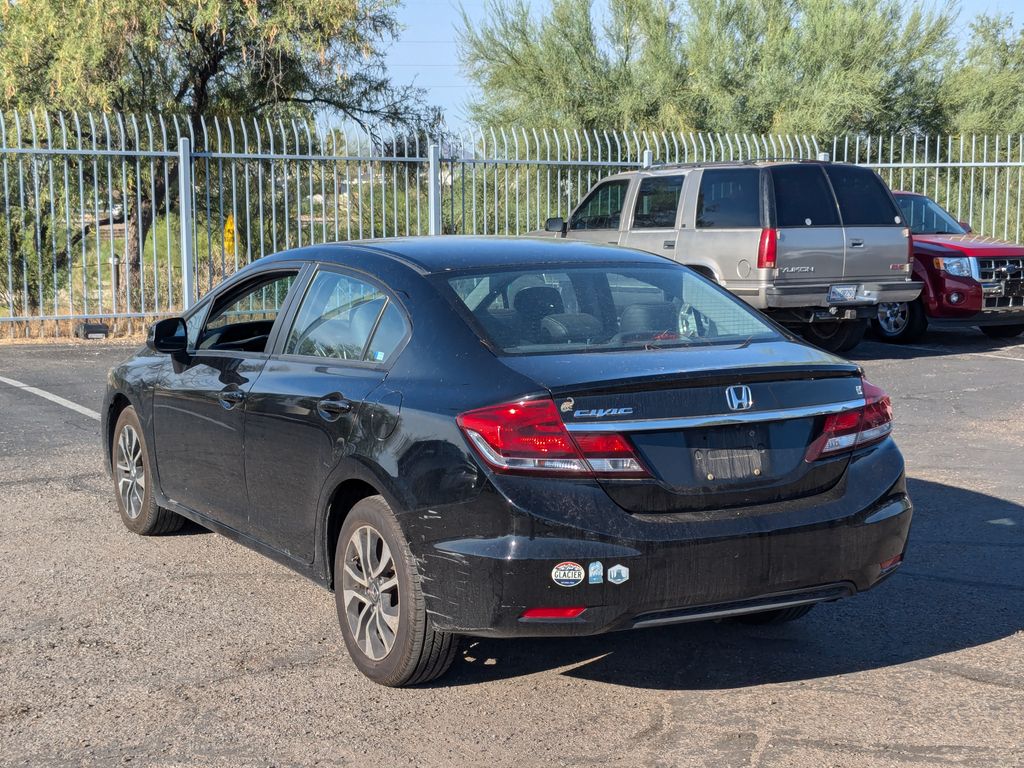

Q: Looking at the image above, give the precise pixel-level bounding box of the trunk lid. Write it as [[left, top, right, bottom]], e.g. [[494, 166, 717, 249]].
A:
[[500, 340, 863, 514]]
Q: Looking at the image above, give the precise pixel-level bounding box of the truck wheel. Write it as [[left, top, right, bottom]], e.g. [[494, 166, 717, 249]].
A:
[[873, 300, 928, 343], [801, 319, 867, 354], [980, 324, 1024, 339], [335, 495, 460, 686]]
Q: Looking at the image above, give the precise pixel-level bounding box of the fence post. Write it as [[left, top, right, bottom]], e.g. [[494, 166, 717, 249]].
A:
[[428, 143, 442, 235], [177, 137, 195, 310], [642, 149, 654, 168]]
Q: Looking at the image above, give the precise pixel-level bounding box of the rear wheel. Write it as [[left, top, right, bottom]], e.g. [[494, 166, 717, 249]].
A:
[[732, 604, 815, 625], [801, 319, 867, 354], [112, 406, 185, 535], [873, 300, 928, 343], [980, 324, 1024, 339], [335, 495, 459, 686]]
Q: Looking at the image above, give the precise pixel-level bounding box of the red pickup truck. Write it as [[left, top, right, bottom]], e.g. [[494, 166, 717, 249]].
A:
[[872, 192, 1024, 342]]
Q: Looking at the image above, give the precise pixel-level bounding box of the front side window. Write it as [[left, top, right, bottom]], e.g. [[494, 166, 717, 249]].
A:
[[632, 175, 684, 229], [696, 168, 761, 228], [569, 179, 630, 231], [824, 165, 903, 226], [284, 270, 406, 362], [896, 195, 966, 235], [198, 272, 297, 352], [444, 263, 777, 355], [771, 165, 840, 227]]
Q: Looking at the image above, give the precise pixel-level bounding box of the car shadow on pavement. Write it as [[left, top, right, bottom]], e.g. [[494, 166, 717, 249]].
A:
[[442, 478, 1024, 689], [851, 331, 1023, 361]]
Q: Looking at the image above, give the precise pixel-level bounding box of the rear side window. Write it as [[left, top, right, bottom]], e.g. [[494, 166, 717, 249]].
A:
[[285, 270, 405, 362], [696, 168, 761, 228], [824, 165, 903, 226], [569, 179, 630, 230], [771, 165, 840, 227], [632, 175, 684, 229]]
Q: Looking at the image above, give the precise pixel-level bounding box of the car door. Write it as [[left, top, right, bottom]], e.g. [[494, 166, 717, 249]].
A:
[[769, 164, 846, 284], [151, 267, 303, 530], [824, 164, 908, 280], [620, 174, 685, 257], [564, 178, 632, 244], [242, 266, 410, 563]]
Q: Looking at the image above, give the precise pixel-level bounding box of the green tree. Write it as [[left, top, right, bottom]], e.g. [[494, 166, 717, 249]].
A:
[[944, 14, 1024, 135], [0, 0, 424, 312], [459, 0, 956, 135]]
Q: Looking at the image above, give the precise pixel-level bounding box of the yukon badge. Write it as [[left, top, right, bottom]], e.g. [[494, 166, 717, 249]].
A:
[[725, 384, 753, 412]]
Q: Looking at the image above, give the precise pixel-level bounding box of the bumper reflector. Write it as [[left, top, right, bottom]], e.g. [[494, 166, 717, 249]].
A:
[[879, 554, 903, 572], [520, 607, 586, 620]]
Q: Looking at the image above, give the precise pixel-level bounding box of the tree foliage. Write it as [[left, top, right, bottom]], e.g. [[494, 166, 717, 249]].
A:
[[459, 0, 1024, 136]]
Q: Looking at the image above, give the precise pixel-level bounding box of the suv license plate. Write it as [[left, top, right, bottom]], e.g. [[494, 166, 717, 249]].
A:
[[828, 284, 858, 303]]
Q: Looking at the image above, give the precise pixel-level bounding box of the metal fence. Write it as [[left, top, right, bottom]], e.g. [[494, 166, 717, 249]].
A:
[[3, 111, 1024, 333]]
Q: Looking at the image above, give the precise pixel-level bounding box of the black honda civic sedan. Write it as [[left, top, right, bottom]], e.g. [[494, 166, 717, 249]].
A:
[[102, 237, 912, 686]]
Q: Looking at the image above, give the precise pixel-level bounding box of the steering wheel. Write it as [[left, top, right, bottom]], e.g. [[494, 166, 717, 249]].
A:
[[677, 304, 705, 339]]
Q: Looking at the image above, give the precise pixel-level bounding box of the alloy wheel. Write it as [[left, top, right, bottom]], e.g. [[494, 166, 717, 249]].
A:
[[877, 302, 909, 335], [116, 424, 146, 520], [341, 524, 400, 661]]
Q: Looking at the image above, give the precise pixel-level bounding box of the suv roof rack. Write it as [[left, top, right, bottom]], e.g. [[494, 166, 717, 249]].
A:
[[646, 157, 827, 170]]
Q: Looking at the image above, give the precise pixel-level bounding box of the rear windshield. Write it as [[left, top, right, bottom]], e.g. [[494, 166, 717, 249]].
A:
[[771, 165, 840, 227], [824, 165, 903, 226], [443, 264, 778, 355], [895, 194, 966, 235]]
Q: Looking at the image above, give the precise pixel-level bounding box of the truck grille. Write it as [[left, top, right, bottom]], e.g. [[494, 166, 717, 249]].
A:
[[978, 257, 1024, 309]]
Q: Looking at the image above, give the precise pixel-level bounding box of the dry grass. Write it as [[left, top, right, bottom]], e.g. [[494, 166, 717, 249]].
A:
[[0, 318, 152, 345]]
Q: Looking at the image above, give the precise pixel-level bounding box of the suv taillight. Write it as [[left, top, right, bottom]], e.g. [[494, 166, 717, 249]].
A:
[[904, 227, 913, 265], [757, 228, 777, 269], [805, 378, 894, 462], [457, 398, 648, 477]]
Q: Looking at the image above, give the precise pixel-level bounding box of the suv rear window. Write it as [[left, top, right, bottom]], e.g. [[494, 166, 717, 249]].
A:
[[443, 264, 777, 355], [632, 175, 684, 228], [824, 165, 902, 226], [696, 168, 761, 228], [771, 165, 840, 227]]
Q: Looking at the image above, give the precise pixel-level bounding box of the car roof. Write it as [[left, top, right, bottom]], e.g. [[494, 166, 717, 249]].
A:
[[264, 236, 673, 274]]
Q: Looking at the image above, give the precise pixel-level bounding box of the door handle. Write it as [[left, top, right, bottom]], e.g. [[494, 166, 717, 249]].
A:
[[317, 396, 353, 422], [850, 238, 865, 248], [663, 240, 676, 249], [217, 389, 245, 409]]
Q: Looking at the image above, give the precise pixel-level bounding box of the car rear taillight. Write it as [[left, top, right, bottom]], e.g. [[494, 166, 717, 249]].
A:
[[457, 398, 649, 477], [805, 378, 894, 462], [520, 607, 586, 620], [904, 227, 913, 264], [757, 228, 778, 269]]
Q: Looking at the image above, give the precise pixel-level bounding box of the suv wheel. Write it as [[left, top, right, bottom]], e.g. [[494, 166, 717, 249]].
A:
[[801, 319, 867, 354], [335, 496, 460, 686], [980, 324, 1024, 339], [873, 300, 928, 343]]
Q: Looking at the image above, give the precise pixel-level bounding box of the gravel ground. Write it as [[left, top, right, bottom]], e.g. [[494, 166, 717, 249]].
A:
[[0, 330, 1021, 768]]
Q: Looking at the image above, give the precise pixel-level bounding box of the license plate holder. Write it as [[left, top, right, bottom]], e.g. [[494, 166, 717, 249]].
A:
[[692, 447, 767, 481], [828, 284, 858, 303]]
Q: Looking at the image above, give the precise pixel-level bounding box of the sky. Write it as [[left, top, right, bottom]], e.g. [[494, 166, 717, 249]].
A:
[[384, 0, 1019, 128]]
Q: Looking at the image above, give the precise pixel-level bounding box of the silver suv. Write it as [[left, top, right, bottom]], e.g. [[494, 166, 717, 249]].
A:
[[542, 160, 921, 352]]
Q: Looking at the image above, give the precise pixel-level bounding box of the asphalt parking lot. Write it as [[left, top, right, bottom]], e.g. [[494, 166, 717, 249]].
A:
[[1, 329, 1022, 767]]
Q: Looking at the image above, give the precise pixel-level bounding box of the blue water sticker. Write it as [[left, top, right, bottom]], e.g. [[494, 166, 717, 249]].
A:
[[588, 561, 603, 584]]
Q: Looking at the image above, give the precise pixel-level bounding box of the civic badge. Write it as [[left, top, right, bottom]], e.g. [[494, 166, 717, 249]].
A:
[[725, 384, 753, 412]]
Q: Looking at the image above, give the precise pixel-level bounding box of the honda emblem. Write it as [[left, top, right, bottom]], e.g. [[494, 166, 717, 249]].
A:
[[725, 384, 753, 411]]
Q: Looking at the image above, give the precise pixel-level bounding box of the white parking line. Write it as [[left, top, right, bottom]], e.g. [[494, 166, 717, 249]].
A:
[[0, 375, 101, 421]]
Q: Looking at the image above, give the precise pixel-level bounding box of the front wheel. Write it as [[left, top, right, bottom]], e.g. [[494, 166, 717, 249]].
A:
[[335, 496, 460, 686], [801, 319, 867, 354], [112, 406, 185, 535], [873, 300, 928, 343], [980, 324, 1024, 339]]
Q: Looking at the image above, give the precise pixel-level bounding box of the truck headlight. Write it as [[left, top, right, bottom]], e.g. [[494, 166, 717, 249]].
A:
[[933, 256, 972, 278]]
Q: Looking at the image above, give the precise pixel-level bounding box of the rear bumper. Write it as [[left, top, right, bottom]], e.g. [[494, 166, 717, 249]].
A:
[[410, 440, 912, 638], [763, 280, 921, 309]]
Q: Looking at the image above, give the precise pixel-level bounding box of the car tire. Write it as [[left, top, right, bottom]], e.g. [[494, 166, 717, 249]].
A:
[[979, 324, 1024, 339], [112, 406, 185, 535], [873, 300, 928, 343], [334, 495, 460, 687], [731, 604, 815, 625], [801, 319, 867, 354]]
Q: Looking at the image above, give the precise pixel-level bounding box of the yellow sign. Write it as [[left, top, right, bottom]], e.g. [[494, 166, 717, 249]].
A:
[[223, 214, 236, 255]]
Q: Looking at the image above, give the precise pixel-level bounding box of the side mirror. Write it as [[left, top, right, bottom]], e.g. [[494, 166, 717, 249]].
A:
[[545, 216, 566, 234], [147, 317, 187, 354], [959, 221, 972, 233]]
